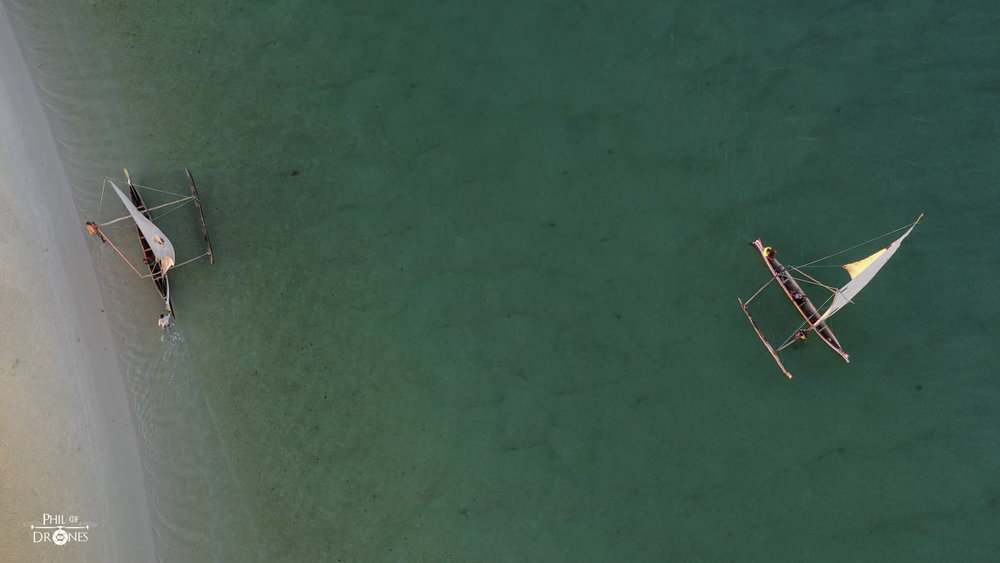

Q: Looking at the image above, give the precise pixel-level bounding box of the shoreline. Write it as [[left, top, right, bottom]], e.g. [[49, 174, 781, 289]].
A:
[[0, 5, 155, 561]]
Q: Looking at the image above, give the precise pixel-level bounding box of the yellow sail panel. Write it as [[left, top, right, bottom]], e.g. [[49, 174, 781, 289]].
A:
[[844, 248, 887, 279]]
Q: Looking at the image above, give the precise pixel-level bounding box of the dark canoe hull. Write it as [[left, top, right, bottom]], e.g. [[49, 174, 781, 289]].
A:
[[128, 183, 172, 314], [751, 239, 849, 362]]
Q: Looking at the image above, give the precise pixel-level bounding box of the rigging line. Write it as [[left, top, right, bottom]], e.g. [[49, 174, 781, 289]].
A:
[[796, 220, 916, 269], [104, 176, 176, 196], [796, 281, 834, 295], [815, 293, 834, 311], [98, 196, 195, 227], [777, 318, 814, 351], [150, 198, 194, 222], [781, 300, 837, 348], [788, 275, 832, 290], [146, 196, 193, 214], [742, 277, 775, 306], [116, 179, 192, 197], [776, 335, 800, 352], [171, 252, 211, 270], [800, 274, 854, 319], [790, 267, 839, 293], [772, 268, 854, 353], [776, 327, 803, 351], [776, 291, 839, 351], [98, 179, 108, 222]]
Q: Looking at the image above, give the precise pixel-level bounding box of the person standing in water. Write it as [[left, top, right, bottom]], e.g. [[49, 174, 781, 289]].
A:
[[157, 313, 172, 328]]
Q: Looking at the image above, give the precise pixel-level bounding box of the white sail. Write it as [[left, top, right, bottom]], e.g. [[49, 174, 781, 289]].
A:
[[816, 215, 922, 323], [108, 180, 176, 272]]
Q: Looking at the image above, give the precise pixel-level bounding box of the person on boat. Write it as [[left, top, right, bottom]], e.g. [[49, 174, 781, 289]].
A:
[[764, 246, 776, 258], [795, 329, 809, 341], [158, 313, 172, 329], [85, 221, 107, 243], [792, 292, 805, 302]]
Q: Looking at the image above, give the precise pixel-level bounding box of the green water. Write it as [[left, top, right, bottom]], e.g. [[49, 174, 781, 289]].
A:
[[6, 0, 1000, 560]]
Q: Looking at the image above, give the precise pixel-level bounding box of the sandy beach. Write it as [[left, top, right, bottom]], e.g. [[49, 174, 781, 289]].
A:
[[0, 6, 154, 561]]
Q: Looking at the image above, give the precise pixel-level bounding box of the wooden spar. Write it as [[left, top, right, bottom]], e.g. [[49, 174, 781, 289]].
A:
[[739, 298, 794, 380], [186, 169, 214, 264], [86, 222, 146, 278]]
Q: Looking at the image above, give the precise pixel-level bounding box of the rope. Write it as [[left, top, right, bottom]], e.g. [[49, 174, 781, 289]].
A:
[[742, 277, 775, 306], [108, 176, 192, 197], [796, 220, 915, 269], [789, 267, 839, 293], [97, 176, 197, 221], [776, 332, 804, 352], [776, 318, 814, 351], [151, 198, 194, 222], [98, 197, 194, 227], [171, 252, 211, 270], [773, 281, 840, 352], [98, 179, 107, 221]]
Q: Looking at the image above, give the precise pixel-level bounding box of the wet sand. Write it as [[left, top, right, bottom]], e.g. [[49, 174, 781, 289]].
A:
[[0, 6, 154, 561]]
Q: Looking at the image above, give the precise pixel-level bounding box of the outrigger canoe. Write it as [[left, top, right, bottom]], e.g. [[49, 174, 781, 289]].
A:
[[85, 168, 214, 320], [739, 214, 923, 379]]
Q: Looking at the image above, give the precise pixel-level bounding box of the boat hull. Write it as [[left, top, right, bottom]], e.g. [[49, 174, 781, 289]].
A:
[[129, 184, 172, 314], [751, 239, 849, 362]]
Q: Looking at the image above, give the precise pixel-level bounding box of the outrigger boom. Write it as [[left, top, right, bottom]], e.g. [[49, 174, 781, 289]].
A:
[[85, 168, 215, 319], [738, 297, 794, 379], [739, 214, 923, 379]]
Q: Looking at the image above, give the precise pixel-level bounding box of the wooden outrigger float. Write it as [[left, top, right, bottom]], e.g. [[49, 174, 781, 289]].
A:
[[739, 214, 923, 379], [85, 168, 214, 320]]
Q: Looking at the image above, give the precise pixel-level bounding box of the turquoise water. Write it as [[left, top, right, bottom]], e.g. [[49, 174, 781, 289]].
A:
[[6, 0, 1000, 560]]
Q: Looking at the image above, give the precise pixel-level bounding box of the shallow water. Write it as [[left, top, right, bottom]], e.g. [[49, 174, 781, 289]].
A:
[[5, 0, 1000, 559]]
